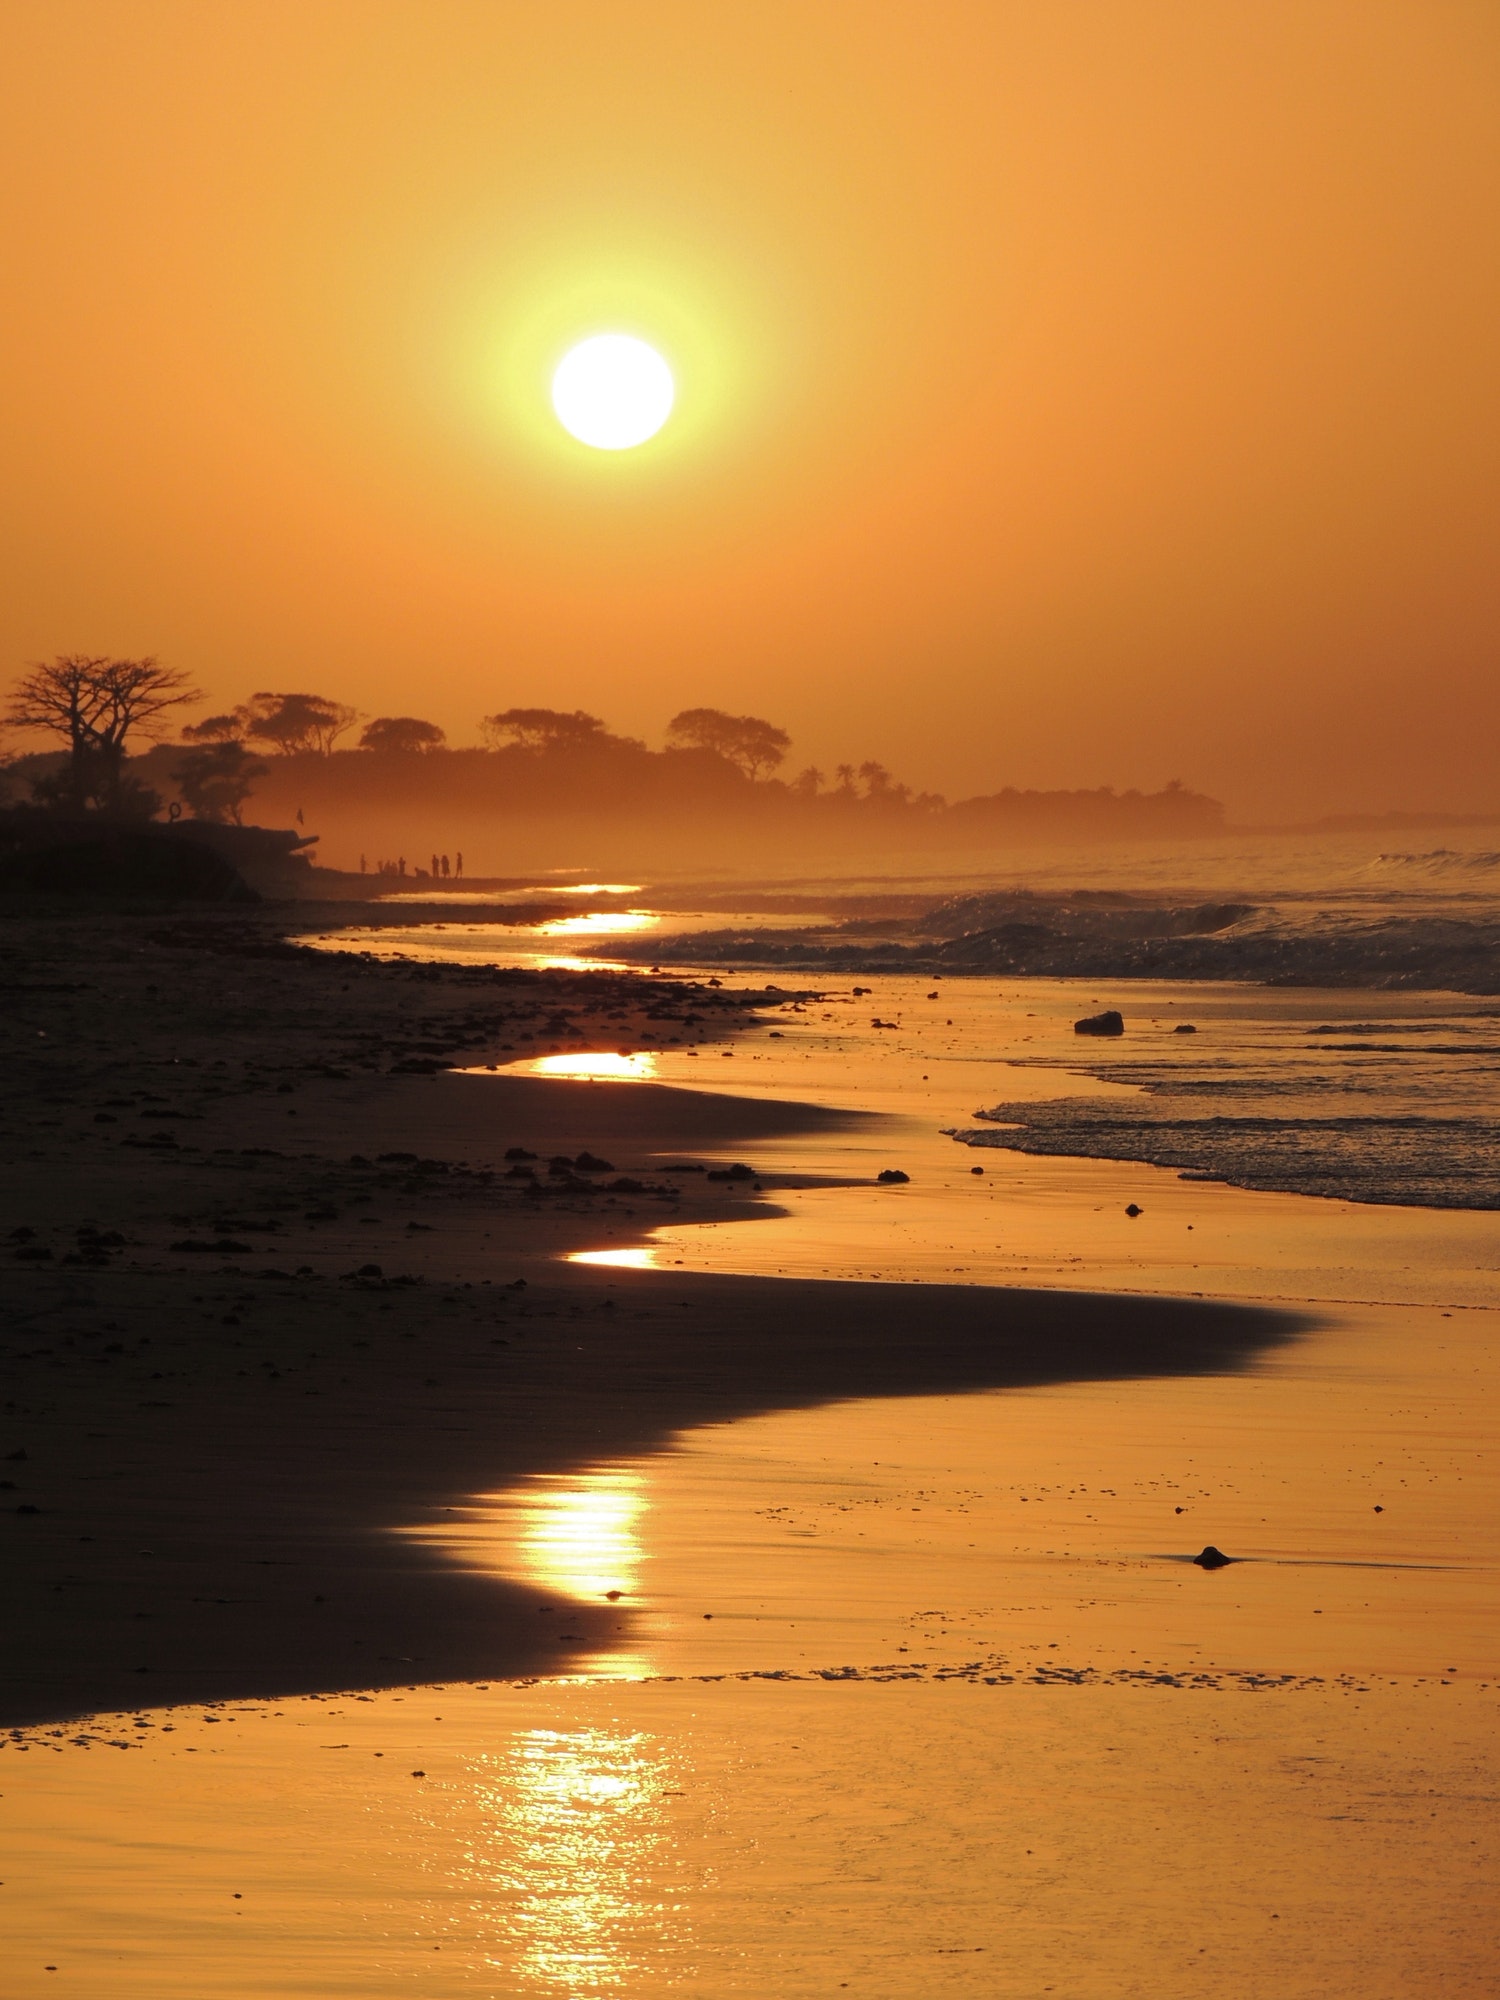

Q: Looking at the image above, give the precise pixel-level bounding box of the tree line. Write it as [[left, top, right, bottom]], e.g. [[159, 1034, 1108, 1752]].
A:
[[1, 655, 1225, 840]]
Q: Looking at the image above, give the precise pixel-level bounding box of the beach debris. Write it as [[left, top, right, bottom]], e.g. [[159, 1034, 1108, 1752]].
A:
[[1074, 1009, 1125, 1036], [1192, 1545, 1235, 1569], [877, 1168, 911, 1183], [1124, 1203, 1142, 1217]]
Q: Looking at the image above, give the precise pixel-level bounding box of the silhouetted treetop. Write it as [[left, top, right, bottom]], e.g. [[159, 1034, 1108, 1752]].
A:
[[666, 708, 791, 780], [359, 716, 446, 754], [236, 692, 361, 756], [181, 712, 245, 745], [480, 708, 619, 751], [4, 654, 201, 813]]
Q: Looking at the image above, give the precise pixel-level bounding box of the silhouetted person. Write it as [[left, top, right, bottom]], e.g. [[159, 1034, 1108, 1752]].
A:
[[359, 853, 366, 874], [441, 854, 451, 878], [430, 852, 440, 877], [398, 856, 406, 876], [455, 851, 463, 878]]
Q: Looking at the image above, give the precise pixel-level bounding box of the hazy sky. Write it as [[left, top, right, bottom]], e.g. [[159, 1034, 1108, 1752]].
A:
[[2, 2, 1497, 817]]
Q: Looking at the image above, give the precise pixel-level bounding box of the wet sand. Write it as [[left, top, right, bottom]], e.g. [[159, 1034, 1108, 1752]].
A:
[[3, 908, 1497, 1994], [0, 910, 1293, 1725]]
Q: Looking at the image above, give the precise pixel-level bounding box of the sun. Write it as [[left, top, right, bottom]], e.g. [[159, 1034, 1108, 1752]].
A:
[[551, 333, 674, 450]]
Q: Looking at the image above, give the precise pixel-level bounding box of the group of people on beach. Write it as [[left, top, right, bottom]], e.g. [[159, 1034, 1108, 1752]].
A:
[[357, 852, 464, 879]]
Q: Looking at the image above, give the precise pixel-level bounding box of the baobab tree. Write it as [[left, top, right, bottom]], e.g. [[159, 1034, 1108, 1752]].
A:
[[4, 654, 201, 813]]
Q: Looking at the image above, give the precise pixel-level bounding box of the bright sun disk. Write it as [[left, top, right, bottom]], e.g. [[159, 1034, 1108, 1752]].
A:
[[551, 334, 674, 450]]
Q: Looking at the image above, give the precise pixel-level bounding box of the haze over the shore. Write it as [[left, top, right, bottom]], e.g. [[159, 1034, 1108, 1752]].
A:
[[2, 2, 1498, 820]]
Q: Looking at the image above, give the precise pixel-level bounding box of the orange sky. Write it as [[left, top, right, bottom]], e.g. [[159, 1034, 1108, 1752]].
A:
[[2, 1, 1497, 818]]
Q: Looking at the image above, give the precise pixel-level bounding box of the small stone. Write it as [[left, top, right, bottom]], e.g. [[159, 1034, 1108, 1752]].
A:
[[1192, 1546, 1234, 1569]]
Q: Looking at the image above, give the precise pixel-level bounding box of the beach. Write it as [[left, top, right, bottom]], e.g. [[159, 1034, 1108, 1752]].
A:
[[1, 903, 1496, 1994]]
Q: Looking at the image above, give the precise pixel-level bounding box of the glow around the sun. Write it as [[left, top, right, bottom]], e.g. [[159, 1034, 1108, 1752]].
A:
[[551, 334, 675, 449]]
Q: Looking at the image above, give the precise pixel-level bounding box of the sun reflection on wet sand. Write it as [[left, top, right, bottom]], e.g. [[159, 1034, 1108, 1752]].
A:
[[535, 911, 659, 938], [475, 1725, 685, 1994], [525, 1050, 659, 1081], [402, 1469, 653, 1674], [521, 1471, 645, 1601]]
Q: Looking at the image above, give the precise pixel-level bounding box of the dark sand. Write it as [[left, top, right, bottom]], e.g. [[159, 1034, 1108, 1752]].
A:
[[0, 908, 1303, 1725]]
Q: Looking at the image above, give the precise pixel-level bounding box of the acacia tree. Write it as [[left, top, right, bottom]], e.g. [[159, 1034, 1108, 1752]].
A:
[[359, 715, 446, 754], [4, 654, 202, 813], [479, 708, 611, 751], [235, 692, 361, 755], [666, 708, 791, 781], [180, 712, 245, 744]]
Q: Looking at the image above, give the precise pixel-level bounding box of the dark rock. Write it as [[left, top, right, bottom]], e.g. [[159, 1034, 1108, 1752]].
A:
[[1174, 1023, 1198, 1034], [877, 1169, 911, 1184], [504, 1147, 538, 1161], [1192, 1545, 1235, 1569], [572, 1152, 615, 1173], [1124, 1203, 1142, 1217], [1074, 1009, 1125, 1036]]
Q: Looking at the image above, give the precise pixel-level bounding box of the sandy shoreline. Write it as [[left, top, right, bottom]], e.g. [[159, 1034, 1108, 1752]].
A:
[[0, 907, 1303, 1726]]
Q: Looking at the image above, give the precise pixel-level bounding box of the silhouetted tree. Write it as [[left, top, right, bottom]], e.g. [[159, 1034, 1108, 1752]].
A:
[[666, 707, 790, 780], [237, 691, 360, 756], [359, 715, 446, 754], [4, 654, 201, 812], [173, 741, 266, 824], [181, 712, 245, 744], [480, 708, 611, 751], [792, 765, 824, 795]]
